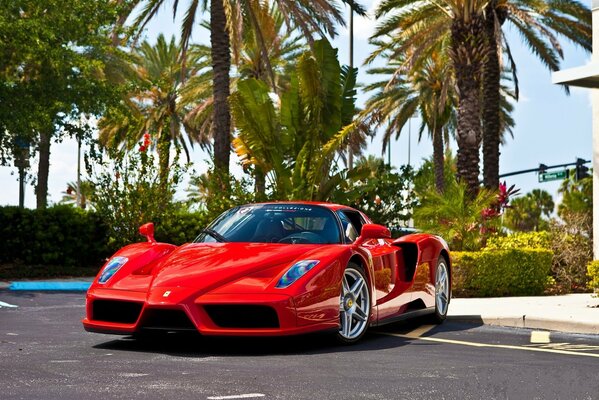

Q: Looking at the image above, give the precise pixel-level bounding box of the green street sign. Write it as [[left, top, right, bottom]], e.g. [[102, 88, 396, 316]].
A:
[[538, 170, 568, 183]]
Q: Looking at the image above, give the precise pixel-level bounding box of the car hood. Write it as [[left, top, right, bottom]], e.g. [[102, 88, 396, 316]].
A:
[[148, 242, 322, 290]]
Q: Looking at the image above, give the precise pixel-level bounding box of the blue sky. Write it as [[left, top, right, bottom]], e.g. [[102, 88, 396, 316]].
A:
[[0, 0, 592, 208]]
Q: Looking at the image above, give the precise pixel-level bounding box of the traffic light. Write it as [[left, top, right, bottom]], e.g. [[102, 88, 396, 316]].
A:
[[575, 158, 590, 181], [538, 163, 548, 174]]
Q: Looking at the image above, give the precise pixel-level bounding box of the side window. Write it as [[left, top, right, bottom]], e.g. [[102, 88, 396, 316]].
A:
[[337, 210, 364, 243]]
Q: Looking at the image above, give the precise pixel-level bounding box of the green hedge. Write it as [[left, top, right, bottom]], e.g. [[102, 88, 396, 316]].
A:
[[0, 205, 110, 269], [588, 261, 599, 293], [452, 248, 553, 297], [0, 206, 214, 279]]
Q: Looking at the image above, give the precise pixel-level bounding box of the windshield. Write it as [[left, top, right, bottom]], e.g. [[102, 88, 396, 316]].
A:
[[194, 204, 342, 244]]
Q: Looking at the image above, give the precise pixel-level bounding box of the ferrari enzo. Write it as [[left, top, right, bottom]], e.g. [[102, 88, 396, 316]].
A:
[[83, 202, 451, 344]]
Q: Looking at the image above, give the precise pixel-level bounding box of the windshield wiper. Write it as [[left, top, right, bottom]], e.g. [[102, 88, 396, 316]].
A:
[[199, 228, 228, 243]]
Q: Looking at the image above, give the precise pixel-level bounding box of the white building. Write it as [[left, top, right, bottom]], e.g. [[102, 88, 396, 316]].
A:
[[552, 0, 599, 260]]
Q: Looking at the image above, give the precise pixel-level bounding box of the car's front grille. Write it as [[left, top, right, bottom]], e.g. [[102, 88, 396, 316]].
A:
[[92, 300, 142, 324], [204, 305, 280, 328], [139, 308, 196, 331]]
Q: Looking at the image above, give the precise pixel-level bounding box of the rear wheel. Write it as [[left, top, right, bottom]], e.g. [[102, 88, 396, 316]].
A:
[[432, 256, 450, 323], [336, 263, 371, 344]]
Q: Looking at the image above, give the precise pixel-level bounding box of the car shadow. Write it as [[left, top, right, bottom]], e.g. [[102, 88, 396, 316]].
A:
[[92, 316, 483, 357]]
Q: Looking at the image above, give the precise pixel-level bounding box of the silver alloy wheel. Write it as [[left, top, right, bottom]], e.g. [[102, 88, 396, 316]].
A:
[[435, 260, 450, 317], [339, 267, 370, 341]]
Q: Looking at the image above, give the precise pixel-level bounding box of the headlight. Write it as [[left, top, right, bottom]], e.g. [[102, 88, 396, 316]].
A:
[[276, 260, 319, 288], [99, 256, 128, 284]]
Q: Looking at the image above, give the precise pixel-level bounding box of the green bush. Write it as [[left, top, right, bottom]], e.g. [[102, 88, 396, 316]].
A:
[[155, 211, 212, 245], [0, 205, 110, 269], [588, 261, 599, 293], [485, 231, 551, 250], [452, 248, 552, 297]]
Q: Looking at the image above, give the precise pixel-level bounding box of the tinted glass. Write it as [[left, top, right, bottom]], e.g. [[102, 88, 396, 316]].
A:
[[194, 204, 342, 244]]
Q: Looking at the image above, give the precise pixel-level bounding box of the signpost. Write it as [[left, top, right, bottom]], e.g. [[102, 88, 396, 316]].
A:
[[538, 170, 569, 183]]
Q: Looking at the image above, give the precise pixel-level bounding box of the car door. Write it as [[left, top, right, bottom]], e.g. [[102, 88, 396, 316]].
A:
[[338, 210, 412, 322]]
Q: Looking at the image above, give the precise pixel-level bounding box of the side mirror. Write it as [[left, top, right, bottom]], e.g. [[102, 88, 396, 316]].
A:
[[356, 223, 391, 245], [139, 222, 156, 244]]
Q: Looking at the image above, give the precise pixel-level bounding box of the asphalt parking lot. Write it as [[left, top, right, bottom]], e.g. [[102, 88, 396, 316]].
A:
[[1, 291, 598, 400]]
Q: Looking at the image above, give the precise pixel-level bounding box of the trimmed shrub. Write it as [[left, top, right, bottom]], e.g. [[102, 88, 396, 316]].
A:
[[0, 205, 110, 269], [485, 231, 551, 250], [452, 249, 552, 297], [588, 261, 599, 294]]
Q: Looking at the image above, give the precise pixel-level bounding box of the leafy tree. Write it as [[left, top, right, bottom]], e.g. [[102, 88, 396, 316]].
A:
[[230, 39, 369, 200], [504, 189, 554, 232], [91, 142, 184, 250], [558, 173, 592, 239], [335, 156, 417, 231], [0, 0, 125, 208]]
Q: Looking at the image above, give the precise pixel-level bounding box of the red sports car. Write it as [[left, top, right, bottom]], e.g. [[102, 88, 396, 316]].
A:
[[83, 202, 451, 344]]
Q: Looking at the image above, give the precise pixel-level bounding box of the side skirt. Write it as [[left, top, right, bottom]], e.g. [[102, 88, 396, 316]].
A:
[[370, 307, 435, 327]]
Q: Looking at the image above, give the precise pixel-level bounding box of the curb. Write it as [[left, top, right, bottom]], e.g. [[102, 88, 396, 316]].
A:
[[448, 315, 599, 335], [8, 281, 92, 291]]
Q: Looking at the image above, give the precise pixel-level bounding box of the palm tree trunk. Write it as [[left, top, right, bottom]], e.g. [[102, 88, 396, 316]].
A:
[[158, 129, 171, 195], [451, 18, 485, 198], [482, 4, 501, 190], [255, 168, 266, 199], [211, 0, 231, 179], [35, 131, 51, 209], [433, 123, 445, 193]]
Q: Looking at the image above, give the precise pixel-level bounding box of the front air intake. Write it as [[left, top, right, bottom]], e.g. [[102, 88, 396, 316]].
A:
[[204, 305, 279, 328], [92, 300, 142, 324], [139, 309, 196, 331]]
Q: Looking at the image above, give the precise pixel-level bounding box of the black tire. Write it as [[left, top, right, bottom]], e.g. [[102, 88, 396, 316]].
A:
[[336, 262, 371, 345]]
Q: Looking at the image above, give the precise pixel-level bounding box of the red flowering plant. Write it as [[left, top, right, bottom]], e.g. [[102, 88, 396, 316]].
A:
[[480, 181, 520, 239], [413, 179, 519, 251], [139, 132, 151, 153], [90, 134, 184, 249]]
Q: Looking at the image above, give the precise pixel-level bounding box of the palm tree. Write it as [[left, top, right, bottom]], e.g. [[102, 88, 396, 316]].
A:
[[481, 0, 591, 189], [129, 0, 358, 182], [504, 189, 554, 232], [374, 0, 489, 196], [99, 34, 210, 189], [363, 39, 457, 193]]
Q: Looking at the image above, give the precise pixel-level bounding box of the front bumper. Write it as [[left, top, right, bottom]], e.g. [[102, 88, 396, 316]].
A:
[[82, 287, 339, 337]]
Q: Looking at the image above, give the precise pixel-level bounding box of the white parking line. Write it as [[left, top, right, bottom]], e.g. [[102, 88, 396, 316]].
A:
[[380, 332, 599, 359], [0, 301, 18, 308], [530, 331, 551, 344], [207, 394, 265, 400]]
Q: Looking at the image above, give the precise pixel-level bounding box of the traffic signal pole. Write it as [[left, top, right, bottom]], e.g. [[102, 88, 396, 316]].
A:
[[499, 158, 591, 180]]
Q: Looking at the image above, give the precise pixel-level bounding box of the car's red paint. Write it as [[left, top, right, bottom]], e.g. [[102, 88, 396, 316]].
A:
[[83, 202, 450, 338]]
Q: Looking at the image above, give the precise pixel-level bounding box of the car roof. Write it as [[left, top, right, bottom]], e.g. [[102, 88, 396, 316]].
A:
[[248, 201, 357, 213]]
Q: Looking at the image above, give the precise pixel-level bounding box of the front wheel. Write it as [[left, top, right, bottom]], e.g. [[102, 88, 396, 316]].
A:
[[336, 263, 371, 344], [432, 256, 451, 323]]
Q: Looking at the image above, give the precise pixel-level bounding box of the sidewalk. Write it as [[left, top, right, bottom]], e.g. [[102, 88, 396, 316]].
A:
[[448, 293, 599, 335]]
